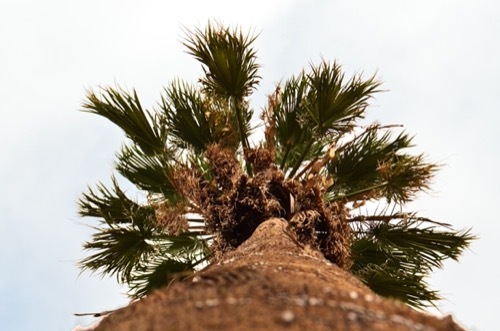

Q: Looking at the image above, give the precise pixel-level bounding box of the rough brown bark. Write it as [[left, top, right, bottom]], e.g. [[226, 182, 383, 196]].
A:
[[94, 218, 465, 331]]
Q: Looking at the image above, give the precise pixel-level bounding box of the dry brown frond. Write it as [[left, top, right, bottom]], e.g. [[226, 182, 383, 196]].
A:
[[154, 202, 189, 235], [377, 160, 392, 178], [245, 147, 275, 173], [261, 86, 281, 155], [292, 184, 351, 269], [172, 144, 352, 269], [173, 165, 205, 209], [206, 144, 242, 190]]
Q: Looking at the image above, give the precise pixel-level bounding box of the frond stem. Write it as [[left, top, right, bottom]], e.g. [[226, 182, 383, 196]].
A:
[[336, 181, 389, 201], [288, 139, 314, 178], [294, 156, 319, 179], [347, 215, 451, 227], [280, 145, 292, 169], [231, 97, 253, 176]]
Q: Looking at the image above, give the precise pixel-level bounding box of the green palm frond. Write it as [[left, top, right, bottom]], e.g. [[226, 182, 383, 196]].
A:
[[160, 80, 243, 153], [128, 234, 210, 298], [268, 62, 382, 177], [378, 154, 438, 203], [271, 75, 314, 170], [79, 178, 153, 226], [129, 257, 194, 299], [369, 216, 473, 266], [182, 22, 260, 99], [115, 144, 180, 201], [80, 220, 158, 284], [350, 236, 439, 308], [79, 178, 208, 287], [350, 237, 421, 272], [329, 128, 410, 193], [182, 22, 259, 155], [83, 86, 165, 155], [79, 178, 159, 283], [328, 127, 438, 203], [305, 61, 381, 136], [355, 263, 440, 308], [350, 214, 475, 307], [160, 81, 214, 152]]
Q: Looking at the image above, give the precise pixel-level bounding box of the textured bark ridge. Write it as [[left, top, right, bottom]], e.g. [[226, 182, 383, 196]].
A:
[[95, 218, 465, 331]]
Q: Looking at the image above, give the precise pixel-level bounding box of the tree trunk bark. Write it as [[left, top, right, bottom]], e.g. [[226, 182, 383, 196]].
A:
[[94, 218, 465, 331]]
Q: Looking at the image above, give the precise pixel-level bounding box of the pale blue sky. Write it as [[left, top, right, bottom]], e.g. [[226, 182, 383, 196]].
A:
[[1, 1, 498, 330]]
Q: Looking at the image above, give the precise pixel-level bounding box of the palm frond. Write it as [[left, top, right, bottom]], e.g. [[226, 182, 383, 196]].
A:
[[79, 178, 162, 284], [83, 86, 165, 155], [116, 144, 179, 201], [355, 263, 440, 308], [328, 127, 438, 203], [350, 238, 421, 272], [80, 220, 158, 284], [79, 178, 153, 226], [129, 257, 194, 299], [271, 62, 381, 177], [305, 61, 382, 136], [160, 80, 242, 152], [128, 233, 210, 298], [369, 216, 474, 266], [160, 81, 213, 152], [182, 22, 260, 99], [378, 154, 438, 203], [270, 75, 314, 170], [182, 22, 259, 156], [350, 214, 475, 307]]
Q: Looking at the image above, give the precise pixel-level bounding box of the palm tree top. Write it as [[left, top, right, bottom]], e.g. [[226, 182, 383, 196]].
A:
[[78, 22, 474, 308]]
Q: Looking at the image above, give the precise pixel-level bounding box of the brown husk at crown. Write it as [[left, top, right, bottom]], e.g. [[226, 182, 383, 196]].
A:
[[173, 144, 352, 269], [154, 201, 189, 236]]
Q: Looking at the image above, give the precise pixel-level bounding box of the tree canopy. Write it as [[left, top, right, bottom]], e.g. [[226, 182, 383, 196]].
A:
[[78, 22, 474, 308]]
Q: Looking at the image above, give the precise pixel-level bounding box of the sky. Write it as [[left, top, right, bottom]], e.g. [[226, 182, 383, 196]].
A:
[[1, 1, 498, 330]]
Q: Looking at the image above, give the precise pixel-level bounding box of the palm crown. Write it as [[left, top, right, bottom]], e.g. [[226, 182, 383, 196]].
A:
[[79, 23, 473, 308]]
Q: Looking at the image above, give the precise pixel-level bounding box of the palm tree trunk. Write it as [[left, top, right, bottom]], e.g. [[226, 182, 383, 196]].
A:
[[94, 218, 465, 331]]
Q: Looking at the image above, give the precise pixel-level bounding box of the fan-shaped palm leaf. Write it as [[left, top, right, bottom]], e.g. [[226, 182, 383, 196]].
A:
[[79, 177, 153, 226], [83, 87, 165, 155], [350, 213, 474, 306], [115, 144, 179, 201], [80, 220, 158, 284], [182, 22, 260, 99], [305, 61, 381, 135], [354, 263, 440, 308], [327, 127, 437, 203], [182, 22, 259, 156], [128, 233, 210, 298]]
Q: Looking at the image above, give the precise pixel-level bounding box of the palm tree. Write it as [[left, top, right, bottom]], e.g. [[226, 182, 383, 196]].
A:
[[77, 22, 473, 329]]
